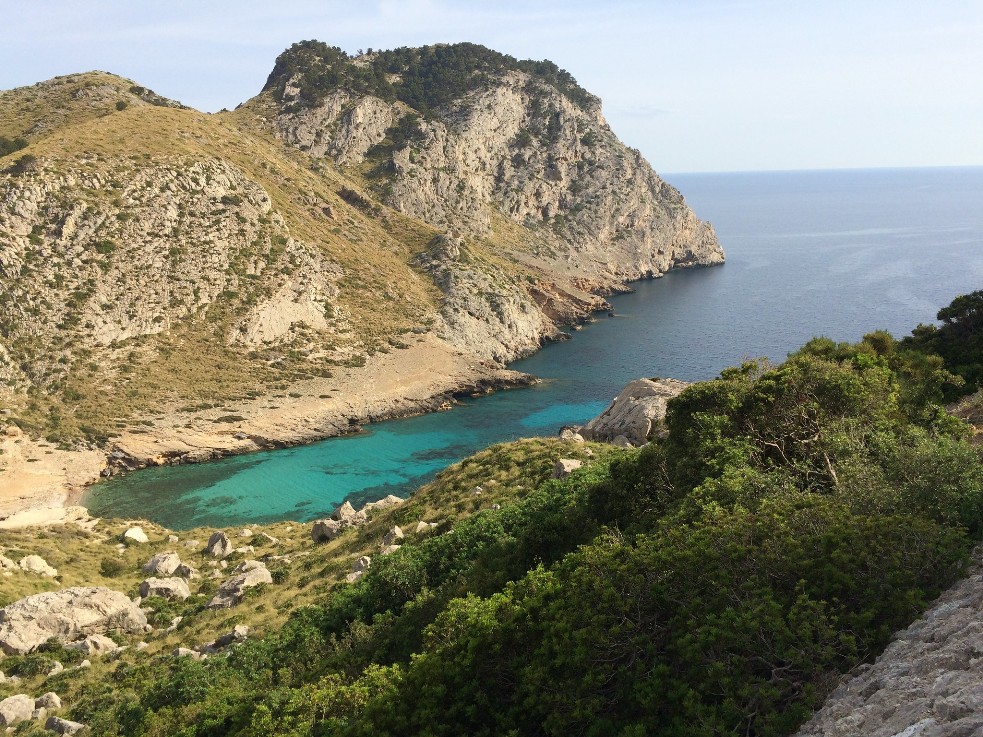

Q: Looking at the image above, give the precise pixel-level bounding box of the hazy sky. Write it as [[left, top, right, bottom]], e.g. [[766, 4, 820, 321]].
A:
[[2, 0, 981, 173]]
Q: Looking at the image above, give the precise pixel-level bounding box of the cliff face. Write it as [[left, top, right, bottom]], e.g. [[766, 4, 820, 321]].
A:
[[264, 42, 723, 360], [0, 44, 722, 444]]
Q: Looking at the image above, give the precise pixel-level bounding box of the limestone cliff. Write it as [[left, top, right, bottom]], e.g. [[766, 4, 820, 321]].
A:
[[0, 44, 722, 446]]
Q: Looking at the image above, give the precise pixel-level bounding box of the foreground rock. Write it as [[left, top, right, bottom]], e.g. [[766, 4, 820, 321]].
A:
[[0, 694, 33, 726], [0, 587, 148, 655], [794, 549, 983, 737], [208, 561, 272, 608], [580, 378, 690, 446]]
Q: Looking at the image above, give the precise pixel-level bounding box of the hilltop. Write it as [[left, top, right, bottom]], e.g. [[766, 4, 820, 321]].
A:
[[0, 43, 722, 513]]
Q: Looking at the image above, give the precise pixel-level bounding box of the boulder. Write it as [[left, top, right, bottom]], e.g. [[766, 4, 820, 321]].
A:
[[0, 694, 33, 726], [414, 521, 438, 533], [0, 554, 15, 570], [18, 554, 58, 577], [331, 501, 365, 525], [238, 528, 253, 538], [345, 571, 365, 583], [123, 526, 149, 544], [198, 624, 249, 653], [173, 647, 202, 660], [142, 551, 181, 576], [558, 427, 585, 443], [46, 716, 88, 735], [382, 526, 404, 547], [139, 577, 191, 601], [174, 563, 200, 579], [206, 531, 233, 558], [66, 633, 119, 657], [580, 377, 690, 446], [0, 587, 148, 655], [352, 556, 371, 574], [380, 544, 401, 556], [311, 518, 343, 543], [207, 560, 272, 608], [183, 539, 201, 549], [363, 494, 404, 513], [552, 459, 583, 479]]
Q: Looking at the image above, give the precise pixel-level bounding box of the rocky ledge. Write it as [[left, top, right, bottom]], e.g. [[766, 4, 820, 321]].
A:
[[794, 547, 983, 737]]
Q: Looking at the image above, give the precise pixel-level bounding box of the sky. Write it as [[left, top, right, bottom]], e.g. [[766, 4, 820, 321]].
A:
[[1, 0, 981, 173]]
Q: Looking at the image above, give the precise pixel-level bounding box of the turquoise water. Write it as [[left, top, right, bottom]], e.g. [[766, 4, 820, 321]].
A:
[[83, 167, 983, 529]]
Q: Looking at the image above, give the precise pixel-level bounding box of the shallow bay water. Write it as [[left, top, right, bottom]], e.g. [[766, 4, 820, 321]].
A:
[[82, 167, 983, 529]]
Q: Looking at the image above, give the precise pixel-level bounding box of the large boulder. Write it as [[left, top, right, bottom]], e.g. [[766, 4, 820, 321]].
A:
[[139, 577, 191, 601], [18, 554, 58, 577], [206, 531, 233, 558], [0, 694, 34, 726], [0, 587, 148, 655], [580, 377, 690, 446], [311, 518, 343, 543], [142, 551, 181, 576], [208, 560, 272, 608]]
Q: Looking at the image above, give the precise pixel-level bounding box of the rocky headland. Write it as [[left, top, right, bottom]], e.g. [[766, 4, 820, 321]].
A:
[[0, 42, 722, 516]]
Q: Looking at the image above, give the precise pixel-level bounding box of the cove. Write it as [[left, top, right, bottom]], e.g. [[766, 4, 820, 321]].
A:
[[82, 167, 983, 530]]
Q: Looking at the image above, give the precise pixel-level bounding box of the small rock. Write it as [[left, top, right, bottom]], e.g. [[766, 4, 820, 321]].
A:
[[183, 539, 201, 549], [362, 494, 404, 513], [35, 692, 61, 710], [238, 529, 252, 538], [331, 501, 360, 523], [166, 616, 183, 633], [167, 535, 179, 543], [206, 531, 233, 558], [173, 647, 202, 659], [136, 641, 149, 650], [559, 427, 585, 443], [382, 526, 404, 547], [0, 554, 16, 570], [123, 526, 149, 544], [380, 544, 401, 556], [311, 518, 343, 543], [76, 659, 91, 669], [211, 624, 249, 650], [45, 716, 88, 735], [352, 556, 371, 574], [67, 633, 119, 657], [235, 545, 255, 554], [414, 521, 438, 533], [258, 532, 280, 545], [174, 563, 200, 579], [47, 661, 64, 676], [552, 458, 583, 479], [0, 694, 33, 726], [345, 571, 365, 583]]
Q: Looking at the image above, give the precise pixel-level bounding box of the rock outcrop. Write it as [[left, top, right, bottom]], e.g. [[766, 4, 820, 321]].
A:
[[794, 551, 983, 737], [208, 560, 272, 608], [0, 587, 148, 655], [580, 377, 690, 446]]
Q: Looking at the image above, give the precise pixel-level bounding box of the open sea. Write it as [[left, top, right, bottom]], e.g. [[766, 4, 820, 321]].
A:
[[81, 167, 983, 529]]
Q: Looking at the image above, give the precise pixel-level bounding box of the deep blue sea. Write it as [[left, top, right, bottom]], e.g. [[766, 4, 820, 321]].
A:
[[82, 167, 983, 529]]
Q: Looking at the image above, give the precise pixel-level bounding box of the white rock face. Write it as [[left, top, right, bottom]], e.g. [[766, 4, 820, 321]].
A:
[[123, 527, 149, 544], [139, 577, 191, 601], [18, 554, 58, 577], [0, 694, 33, 726], [794, 550, 983, 737], [0, 587, 148, 655], [208, 560, 272, 608], [581, 378, 690, 446]]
